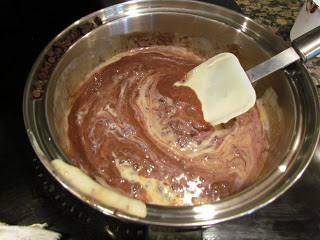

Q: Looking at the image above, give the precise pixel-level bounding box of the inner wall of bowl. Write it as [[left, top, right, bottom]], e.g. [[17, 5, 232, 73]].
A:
[[46, 12, 296, 192]]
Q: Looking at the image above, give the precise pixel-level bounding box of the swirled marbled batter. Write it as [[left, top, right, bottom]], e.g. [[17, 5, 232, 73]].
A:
[[66, 46, 270, 205]]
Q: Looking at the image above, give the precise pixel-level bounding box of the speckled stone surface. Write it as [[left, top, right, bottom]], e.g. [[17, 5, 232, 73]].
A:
[[235, 0, 320, 87]]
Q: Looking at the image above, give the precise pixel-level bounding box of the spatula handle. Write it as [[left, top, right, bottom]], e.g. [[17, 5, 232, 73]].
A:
[[292, 26, 320, 61]]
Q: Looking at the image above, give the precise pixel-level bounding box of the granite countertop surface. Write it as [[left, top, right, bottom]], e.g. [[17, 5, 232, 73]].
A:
[[235, 0, 320, 89]]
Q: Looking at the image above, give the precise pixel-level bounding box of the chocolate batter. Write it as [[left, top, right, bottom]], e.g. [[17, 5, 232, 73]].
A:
[[66, 46, 270, 205]]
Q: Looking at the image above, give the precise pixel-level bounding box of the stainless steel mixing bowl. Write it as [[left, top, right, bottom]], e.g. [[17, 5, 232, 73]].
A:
[[23, 0, 320, 227]]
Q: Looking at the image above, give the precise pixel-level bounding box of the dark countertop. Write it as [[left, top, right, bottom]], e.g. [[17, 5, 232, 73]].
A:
[[235, 0, 320, 90], [1, 0, 320, 239]]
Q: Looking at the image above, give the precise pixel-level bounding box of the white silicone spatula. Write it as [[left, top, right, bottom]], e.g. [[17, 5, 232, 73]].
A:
[[175, 53, 255, 126], [176, 26, 320, 126]]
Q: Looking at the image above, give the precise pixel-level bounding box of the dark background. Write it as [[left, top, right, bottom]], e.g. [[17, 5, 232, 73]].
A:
[[0, 0, 319, 239]]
